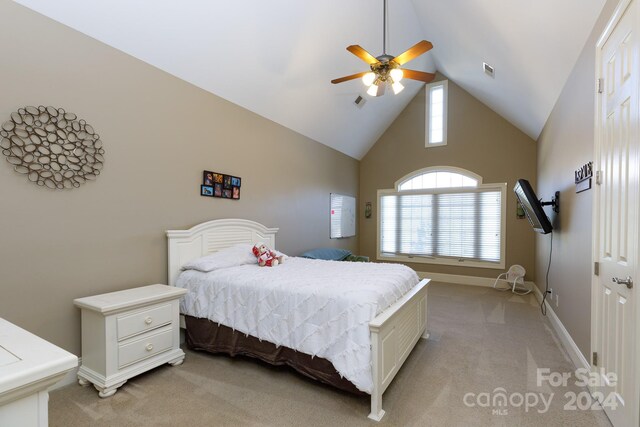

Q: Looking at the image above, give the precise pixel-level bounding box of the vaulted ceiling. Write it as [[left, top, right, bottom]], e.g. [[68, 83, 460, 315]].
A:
[[14, 0, 605, 159]]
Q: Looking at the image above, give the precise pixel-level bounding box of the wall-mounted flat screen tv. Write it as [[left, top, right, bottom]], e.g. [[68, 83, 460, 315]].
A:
[[514, 179, 553, 234]]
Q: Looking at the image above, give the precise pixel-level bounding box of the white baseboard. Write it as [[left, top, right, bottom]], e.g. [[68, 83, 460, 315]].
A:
[[49, 357, 81, 392], [416, 271, 535, 290], [531, 286, 590, 371], [418, 271, 590, 371], [417, 271, 495, 287]]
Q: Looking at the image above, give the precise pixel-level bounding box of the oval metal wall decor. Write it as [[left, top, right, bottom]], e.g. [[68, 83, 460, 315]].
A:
[[0, 106, 104, 189]]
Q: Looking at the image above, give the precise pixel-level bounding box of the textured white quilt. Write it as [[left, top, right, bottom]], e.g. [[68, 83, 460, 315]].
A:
[[176, 257, 419, 393]]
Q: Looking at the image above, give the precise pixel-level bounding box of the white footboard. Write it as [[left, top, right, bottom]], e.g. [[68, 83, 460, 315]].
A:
[[368, 279, 430, 421]]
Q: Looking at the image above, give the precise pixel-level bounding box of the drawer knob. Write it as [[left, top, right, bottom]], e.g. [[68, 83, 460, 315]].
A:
[[144, 316, 153, 325], [146, 343, 153, 352]]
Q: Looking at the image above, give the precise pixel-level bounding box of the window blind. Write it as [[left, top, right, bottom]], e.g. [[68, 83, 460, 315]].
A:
[[380, 189, 502, 263]]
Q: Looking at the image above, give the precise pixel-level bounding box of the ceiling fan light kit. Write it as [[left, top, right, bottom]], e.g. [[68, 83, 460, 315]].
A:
[[392, 80, 404, 95], [331, 0, 435, 97], [390, 68, 403, 82], [362, 72, 376, 86], [362, 58, 405, 94]]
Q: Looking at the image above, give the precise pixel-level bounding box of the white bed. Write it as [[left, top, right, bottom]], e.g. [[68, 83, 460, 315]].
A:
[[167, 218, 430, 421]]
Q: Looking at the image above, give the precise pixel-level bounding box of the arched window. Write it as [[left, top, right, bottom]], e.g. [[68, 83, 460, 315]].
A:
[[397, 166, 481, 191], [378, 166, 506, 269]]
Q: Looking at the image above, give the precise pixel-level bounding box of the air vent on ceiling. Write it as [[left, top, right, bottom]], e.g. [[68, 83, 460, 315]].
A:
[[354, 95, 366, 108], [483, 62, 495, 78]]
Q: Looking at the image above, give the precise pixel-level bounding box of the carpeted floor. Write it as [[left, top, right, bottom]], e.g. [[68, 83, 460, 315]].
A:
[[50, 283, 612, 426]]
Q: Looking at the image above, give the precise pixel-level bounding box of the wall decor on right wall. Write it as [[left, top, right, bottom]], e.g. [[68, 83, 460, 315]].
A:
[[574, 161, 593, 193], [201, 170, 240, 200]]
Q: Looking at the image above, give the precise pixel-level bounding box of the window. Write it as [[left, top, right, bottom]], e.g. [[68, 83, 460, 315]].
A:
[[377, 167, 506, 269], [398, 170, 477, 191], [426, 80, 448, 147]]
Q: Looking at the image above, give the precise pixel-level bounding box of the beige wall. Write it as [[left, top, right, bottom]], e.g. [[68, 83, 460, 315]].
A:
[[359, 77, 537, 278], [535, 0, 618, 358], [0, 2, 358, 355]]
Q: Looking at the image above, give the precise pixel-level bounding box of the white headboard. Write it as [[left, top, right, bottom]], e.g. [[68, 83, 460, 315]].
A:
[[166, 218, 279, 286]]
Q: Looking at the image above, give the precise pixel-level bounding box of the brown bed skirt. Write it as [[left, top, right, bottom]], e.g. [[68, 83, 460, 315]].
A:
[[184, 315, 365, 395]]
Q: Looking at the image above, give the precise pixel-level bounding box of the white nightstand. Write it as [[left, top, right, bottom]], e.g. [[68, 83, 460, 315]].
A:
[[74, 284, 187, 397]]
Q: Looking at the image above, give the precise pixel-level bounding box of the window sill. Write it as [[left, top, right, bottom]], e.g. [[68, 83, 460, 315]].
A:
[[425, 141, 447, 148], [378, 253, 505, 270]]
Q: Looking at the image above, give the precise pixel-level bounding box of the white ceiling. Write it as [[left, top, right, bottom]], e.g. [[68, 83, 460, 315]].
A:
[[14, 0, 605, 159], [412, 0, 606, 141]]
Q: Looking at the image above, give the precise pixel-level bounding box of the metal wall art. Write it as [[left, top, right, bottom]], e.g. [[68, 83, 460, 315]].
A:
[[0, 106, 104, 189], [575, 161, 593, 193]]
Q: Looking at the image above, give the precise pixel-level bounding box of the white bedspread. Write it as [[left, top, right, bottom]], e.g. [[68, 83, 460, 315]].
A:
[[176, 257, 419, 393]]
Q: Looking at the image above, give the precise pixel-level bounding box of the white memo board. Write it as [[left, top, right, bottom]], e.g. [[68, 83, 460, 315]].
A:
[[330, 193, 356, 238]]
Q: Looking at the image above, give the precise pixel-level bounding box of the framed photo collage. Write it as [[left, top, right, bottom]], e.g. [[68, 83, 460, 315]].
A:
[[201, 170, 240, 200]]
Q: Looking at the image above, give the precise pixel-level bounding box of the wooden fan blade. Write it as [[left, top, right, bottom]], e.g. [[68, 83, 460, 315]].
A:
[[331, 71, 369, 84], [393, 40, 433, 65], [346, 45, 379, 65], [402, 69, 436, 83]]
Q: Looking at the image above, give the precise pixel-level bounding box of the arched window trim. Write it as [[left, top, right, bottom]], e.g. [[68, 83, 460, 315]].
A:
[[395, 166, 483, 191]]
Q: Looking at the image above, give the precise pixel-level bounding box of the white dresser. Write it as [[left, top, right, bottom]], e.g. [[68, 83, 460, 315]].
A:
[[74, 284, 187, 397], [0, 318, 78, 427]]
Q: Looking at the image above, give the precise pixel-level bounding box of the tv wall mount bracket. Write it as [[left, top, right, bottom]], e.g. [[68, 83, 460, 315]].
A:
[[540, 191, 560, 214]]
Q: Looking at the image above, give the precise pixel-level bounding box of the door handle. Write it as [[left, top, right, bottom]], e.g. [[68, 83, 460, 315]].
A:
[[612, 276, 633, 289]]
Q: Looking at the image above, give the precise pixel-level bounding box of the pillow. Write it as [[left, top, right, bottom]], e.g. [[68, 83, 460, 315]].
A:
[[300, 247, 352, 261], [343, 254, 369, 262], [273, 249, 289, 259], [182, 243, 257, 272]]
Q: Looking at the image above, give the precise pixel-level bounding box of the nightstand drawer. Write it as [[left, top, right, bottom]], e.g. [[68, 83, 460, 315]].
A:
[[118, 327, 173, 368], [117, 303, 172, 340]]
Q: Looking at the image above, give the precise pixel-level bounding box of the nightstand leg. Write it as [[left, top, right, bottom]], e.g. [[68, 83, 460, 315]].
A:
[[77, 377, 90, 387], [95, 381, 126, 398], [168, 354, 185, 366]]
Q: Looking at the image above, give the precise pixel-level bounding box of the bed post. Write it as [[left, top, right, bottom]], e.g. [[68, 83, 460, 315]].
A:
[[421, 286, 429, 340], [368, 330, 385, 421]]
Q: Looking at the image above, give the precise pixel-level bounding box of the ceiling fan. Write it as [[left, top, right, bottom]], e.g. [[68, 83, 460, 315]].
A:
[[331, 0, 435, 97]]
